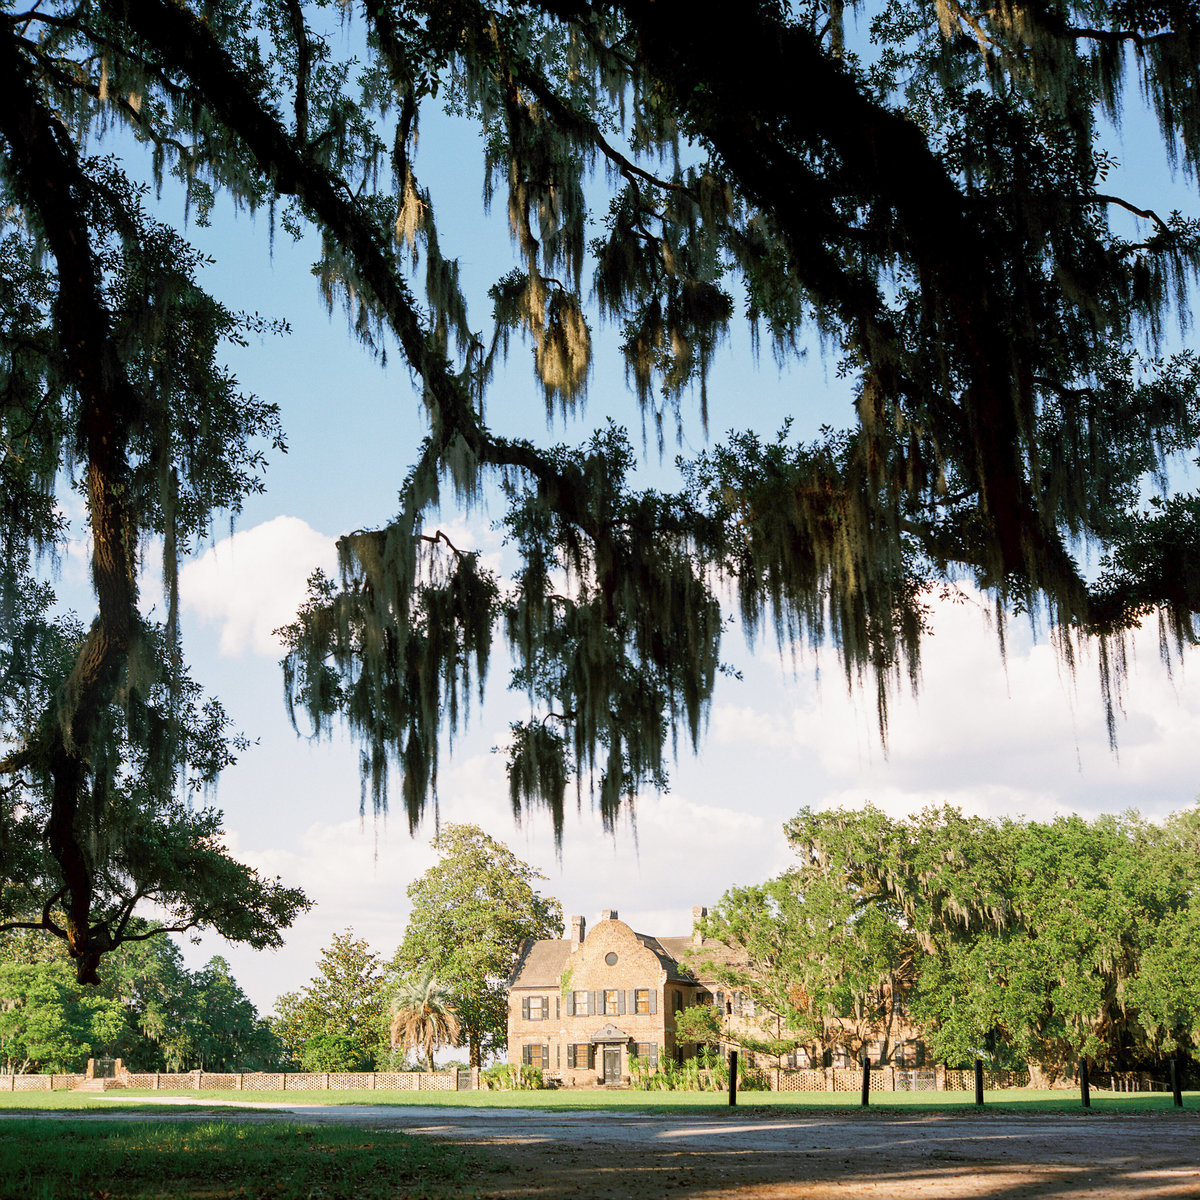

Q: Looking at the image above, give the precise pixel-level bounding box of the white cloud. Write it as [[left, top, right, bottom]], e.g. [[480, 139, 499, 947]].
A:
[[771, 586, 1200, 821], [180, 516, 337, 656], [187, 740, 794, 1013], [712, 703, 797, 750]]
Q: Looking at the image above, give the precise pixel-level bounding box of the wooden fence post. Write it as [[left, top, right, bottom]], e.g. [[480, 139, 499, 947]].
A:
[[974, 1059, 984, 1106], [860, 1056, 871, 1106], [1170, 1059, 1183, 1108], [1079, 1059, 1091, 1108], [728, 1050, 738, 1107]]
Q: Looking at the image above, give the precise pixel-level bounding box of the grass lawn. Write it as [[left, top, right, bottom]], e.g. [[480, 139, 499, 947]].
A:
[[0, 1119, 478, 1199], [0, 1085, 1194, 1116]]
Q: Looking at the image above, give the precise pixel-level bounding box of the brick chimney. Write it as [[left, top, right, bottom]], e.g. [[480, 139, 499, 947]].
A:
[[569, 914, 586, 949], [692, 905, 708, 946], [600, 909, 618, 922]]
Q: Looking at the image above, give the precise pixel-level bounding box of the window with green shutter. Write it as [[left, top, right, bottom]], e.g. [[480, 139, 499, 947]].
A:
[[522, 1044, 548, 1069], [635, 1043, 658, 1068]]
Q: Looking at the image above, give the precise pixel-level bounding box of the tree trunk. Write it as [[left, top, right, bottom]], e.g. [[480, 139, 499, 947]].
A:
[[1027, 1060, 1064, 1090], [1, 29, 143, 986]]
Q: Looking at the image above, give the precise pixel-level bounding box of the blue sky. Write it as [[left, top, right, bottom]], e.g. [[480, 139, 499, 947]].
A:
[[46, 29, 1200, 1016]]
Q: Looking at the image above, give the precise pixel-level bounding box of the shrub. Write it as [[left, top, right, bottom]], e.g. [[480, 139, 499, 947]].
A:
[[299, 1033, 373, 1072], [482, 1063, 545, 1090]]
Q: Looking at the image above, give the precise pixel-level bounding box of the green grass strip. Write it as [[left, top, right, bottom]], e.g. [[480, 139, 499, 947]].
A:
[[0, 1085, 1194, 1115], [0, 1119, 474, 1199]]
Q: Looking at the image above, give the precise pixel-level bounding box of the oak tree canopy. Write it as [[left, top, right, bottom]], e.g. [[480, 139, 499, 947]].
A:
[[2, 0, 1199, 978]]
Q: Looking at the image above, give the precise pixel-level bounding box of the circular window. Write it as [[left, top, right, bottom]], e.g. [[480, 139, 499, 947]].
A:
[[604, 952, 618, 966]]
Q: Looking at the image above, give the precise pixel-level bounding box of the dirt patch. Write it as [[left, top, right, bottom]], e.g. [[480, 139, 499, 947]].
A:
[[347, 1109, 1200, 1199], [467, 1138, 1200, 1198]]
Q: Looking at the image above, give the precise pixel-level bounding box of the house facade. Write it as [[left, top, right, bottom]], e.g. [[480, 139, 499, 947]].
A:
[[506, 907, 924, 1086]]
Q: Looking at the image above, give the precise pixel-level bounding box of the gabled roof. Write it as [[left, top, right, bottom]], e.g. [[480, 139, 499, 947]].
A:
[[633, 933, 696, 983], [509, 927, 741, 989], [508, 937, 572, 988], [659, 935, 750, 988]]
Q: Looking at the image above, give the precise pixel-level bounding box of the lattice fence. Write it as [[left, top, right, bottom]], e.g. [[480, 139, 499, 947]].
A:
[[241, 1074, 286, 1090], [896, 1069, 938, 1092], [776, 1069, 827, 1092], [3, 1070, 468, 1092], [775, 1066, 1029, 1092], [3, 1073, 84, 1090], [944, 1069, 1029, 1091], [2, 1074, 83, 1091]]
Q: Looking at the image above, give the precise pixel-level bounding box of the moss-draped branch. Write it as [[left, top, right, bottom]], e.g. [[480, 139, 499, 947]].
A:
[[4, 0, 1200, 868]]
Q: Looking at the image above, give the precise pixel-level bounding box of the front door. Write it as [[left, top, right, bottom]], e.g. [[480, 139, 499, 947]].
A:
[[603, 1047, 620, 1083]]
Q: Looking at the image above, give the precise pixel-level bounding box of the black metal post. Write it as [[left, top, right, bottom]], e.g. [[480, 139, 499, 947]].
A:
[[728, 1050, 738, 1107], [1171, 1058, 1183, 1108], [1079, 1058, 1090, 1108], [974, 1058, 984, 1106], [861, 1055, 871, 1106]]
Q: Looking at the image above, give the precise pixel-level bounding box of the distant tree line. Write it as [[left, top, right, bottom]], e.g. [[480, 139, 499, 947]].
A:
[[0, 824, 559, 1077], [0, 927, 278, 1074], [698, 805, 1200, 1085]]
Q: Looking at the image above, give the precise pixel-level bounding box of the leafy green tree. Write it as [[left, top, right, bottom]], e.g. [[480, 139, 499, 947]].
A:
[[181, 957, 282, 1071], [0, 930, 279, 1072], [299, 1032, 373, 1073], [391, 825, 562, 1068], [673, 1003, 723, 1050], [3, 0, 1200, 979], [1124, 906, 1200, 1058], [274, 929, 388, 1069], [699, 868, 917, 1064], [389, 970, 462, 1073], [93, 935, 208, 1071], [0, 961, 128, 1073], [0, 165, 305, 979], [789, 805, 1200, 1082]]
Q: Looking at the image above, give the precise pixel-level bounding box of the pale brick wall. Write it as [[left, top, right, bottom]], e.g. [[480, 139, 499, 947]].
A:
[[508, 913, 702, 1085]]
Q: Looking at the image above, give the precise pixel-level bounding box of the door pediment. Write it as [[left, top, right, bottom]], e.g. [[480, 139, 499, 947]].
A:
[[589, 1022, 631, 1043]]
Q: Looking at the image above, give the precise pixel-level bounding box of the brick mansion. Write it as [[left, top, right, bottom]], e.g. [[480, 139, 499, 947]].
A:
[[506, 908, 925, 1087]]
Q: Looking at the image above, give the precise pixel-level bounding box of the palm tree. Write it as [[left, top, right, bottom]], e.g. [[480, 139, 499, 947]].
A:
[[390, 970, 461, 1072]]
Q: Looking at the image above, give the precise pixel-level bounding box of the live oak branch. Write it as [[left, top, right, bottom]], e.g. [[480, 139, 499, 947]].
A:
[[2, 0, 1200, 980]]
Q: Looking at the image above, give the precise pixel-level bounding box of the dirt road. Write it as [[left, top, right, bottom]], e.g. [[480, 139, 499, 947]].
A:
[[48, 1098, 1200, 1198], [239, 1101, 1200, 1197]]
